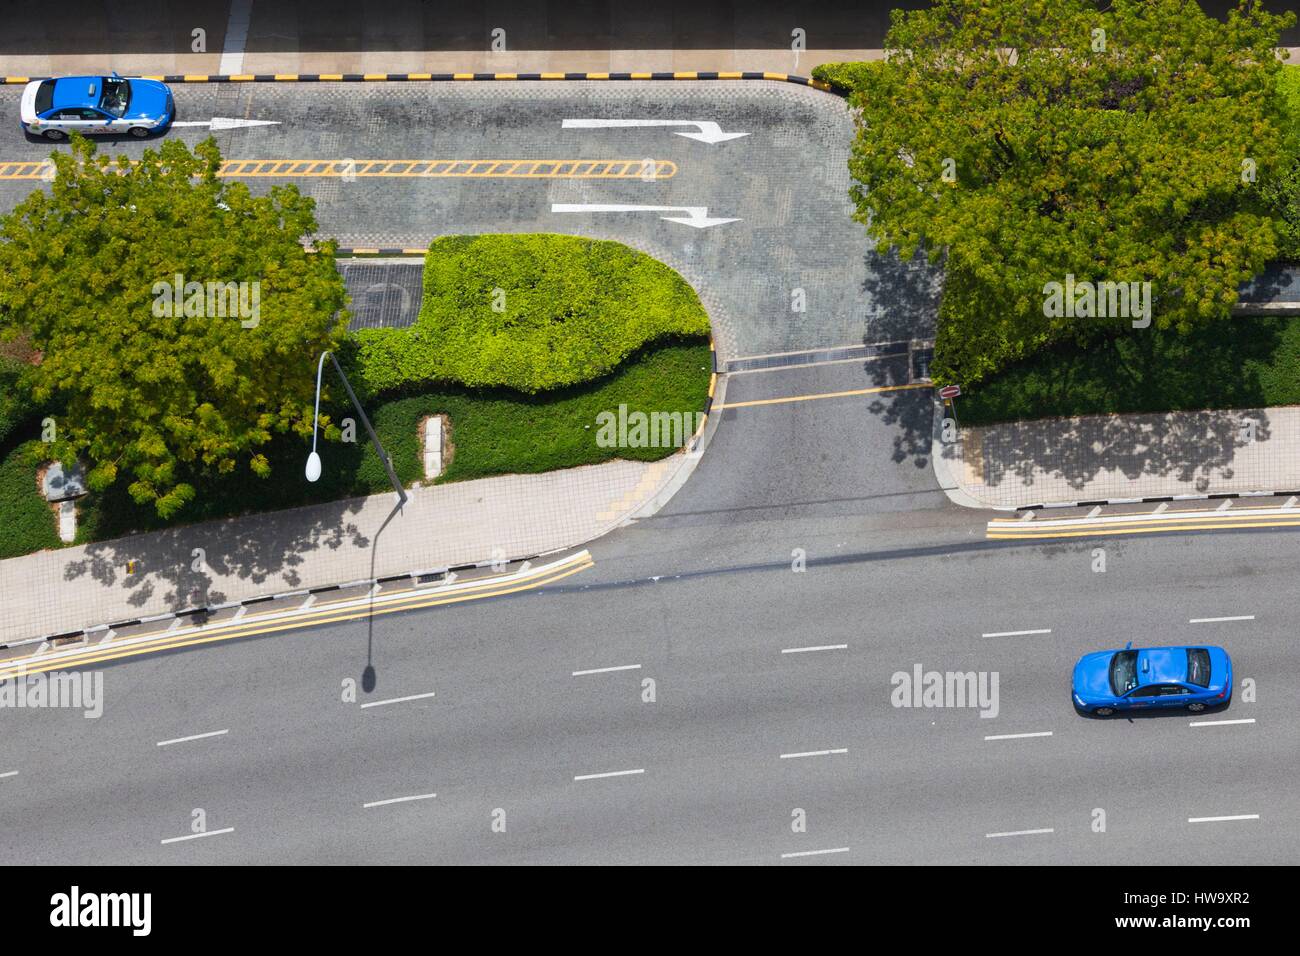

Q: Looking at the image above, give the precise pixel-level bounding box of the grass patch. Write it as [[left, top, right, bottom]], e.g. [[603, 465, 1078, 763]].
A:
[[958, 317, 1300, 426], [354, 234, 710, 394]]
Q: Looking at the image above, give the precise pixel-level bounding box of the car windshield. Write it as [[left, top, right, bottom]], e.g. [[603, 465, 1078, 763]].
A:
[[1109, 650, 1138, 696], [35, 79, 55, 114], [1186, 648, 1212, 687], [99, 77, 130, 117]]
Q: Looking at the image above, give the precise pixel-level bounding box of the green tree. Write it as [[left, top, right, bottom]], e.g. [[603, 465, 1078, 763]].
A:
[[845, 0, 1295, 385], [0, 135, 347, 517]]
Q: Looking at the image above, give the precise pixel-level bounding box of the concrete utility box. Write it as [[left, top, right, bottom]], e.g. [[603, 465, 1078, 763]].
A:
[[42, 461, 87, 502], [423, 416, 444, 479]]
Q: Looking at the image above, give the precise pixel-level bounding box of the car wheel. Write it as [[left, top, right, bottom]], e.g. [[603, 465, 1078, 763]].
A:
[[1094, 706, 1115, 717], [42, 129, 67, 141], [128, 126, 151, 138], [1187, 702, 1207, 712]]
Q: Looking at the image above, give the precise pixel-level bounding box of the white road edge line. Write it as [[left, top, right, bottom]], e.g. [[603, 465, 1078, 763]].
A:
[[986, 828, 1055, 838], [780, 748, 849, 759], [156, 729, 229, 747], [982, 629, 1052, 638], [781, 644, 849, 654], [984, 731, 1053, 741], [160, 827, 235, 845], [360, 691, 437, 709], [0, 770, 18, 779], [1187, 814, 1259, 824], [573, 768, 645, 782], [1189, 718, 1256, 727], [363, 792, 438, 809], [1188, 615, 1255, 623], [781, 847, 850, 859], [571, 664, 642, 677]]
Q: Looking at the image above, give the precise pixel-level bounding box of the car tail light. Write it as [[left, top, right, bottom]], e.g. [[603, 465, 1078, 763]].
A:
[[1217, 690, 1226, 699]]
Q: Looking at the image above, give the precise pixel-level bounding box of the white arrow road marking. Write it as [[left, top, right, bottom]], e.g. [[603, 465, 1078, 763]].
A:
[[562, 118, 749, 144], [551, 203, 741, 229], [170, 118, 281, 130]]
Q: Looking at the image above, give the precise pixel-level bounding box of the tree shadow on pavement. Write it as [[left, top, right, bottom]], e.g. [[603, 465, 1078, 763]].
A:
[[59, 495, 371, 613], [966, 409, 1271, 501]]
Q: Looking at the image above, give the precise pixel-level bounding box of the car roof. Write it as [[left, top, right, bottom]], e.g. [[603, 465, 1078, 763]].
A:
[[50, 76, 104, 110], [1136, 646, 1189, 686]]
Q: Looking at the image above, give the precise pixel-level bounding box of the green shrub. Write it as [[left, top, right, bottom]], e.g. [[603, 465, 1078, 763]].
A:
[[0, 440, 59, 558], [0, 356, 38, 447], [1264, 65, 1300, 262], [811, 61, 884, 95], [72, 341, 712, 547], [354, 235, 710, 394], [960, 317, 1300, 425]]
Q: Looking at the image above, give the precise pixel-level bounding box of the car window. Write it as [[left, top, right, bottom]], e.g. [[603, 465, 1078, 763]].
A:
[[1109, 650, 1138, 695], [51, 111, 85, 121], [78, 109, 106, 120], [1157, 684, 1189, 696], [34, 79, 55, 113], [1187, 649, 1211, 687], [99, 77, 130, 117], [1129, 685, 1164, 698]]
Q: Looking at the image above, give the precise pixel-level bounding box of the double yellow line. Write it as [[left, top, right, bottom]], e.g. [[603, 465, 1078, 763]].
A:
[[988, 507, 1300, 540], [0, 551, 593, 681]]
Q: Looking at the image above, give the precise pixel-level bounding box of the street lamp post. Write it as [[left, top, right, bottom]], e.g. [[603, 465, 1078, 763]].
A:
[[306, 350, 408, 506]]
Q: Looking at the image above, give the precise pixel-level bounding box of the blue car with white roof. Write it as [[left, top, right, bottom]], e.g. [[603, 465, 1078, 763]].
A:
[[1072, 643, 1232, 716], [19, 74, 173, 140]]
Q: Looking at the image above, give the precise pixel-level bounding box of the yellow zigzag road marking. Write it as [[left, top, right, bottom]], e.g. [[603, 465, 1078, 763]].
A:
[[0, 555, 593, 680], [0, 158, 678, 181]]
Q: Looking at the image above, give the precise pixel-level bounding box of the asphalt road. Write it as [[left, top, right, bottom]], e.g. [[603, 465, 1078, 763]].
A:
[[0, 80, 1294, 865], [0, 521, 1292, 865]]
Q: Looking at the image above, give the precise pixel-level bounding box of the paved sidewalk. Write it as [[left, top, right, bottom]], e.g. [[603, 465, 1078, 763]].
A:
[[0, 453, 691, 644], [4, 0, 1296, 79], [936, 404, 1300, 510]]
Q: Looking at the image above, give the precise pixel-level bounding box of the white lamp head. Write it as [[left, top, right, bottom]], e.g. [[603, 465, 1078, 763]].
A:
[[305, 451, 322, 483]]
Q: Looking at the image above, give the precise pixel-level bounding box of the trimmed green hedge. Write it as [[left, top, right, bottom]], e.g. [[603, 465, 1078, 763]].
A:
[[0, 440, 60, 559], [72, 340, 712, 544], [354, 234, 710, 394], [811, 61, 885, 95], [959, 317, 1300, 425]]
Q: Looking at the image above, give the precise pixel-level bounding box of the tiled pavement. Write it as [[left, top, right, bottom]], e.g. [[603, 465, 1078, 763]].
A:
[[0, 455, 696, 644], [942, 405, 1300, 510]]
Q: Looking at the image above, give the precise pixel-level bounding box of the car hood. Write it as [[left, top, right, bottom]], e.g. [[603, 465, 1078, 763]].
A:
[[126, 79, 170, 120], [1072, 650, 1115, 699], [19, 81, 41, 122]]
